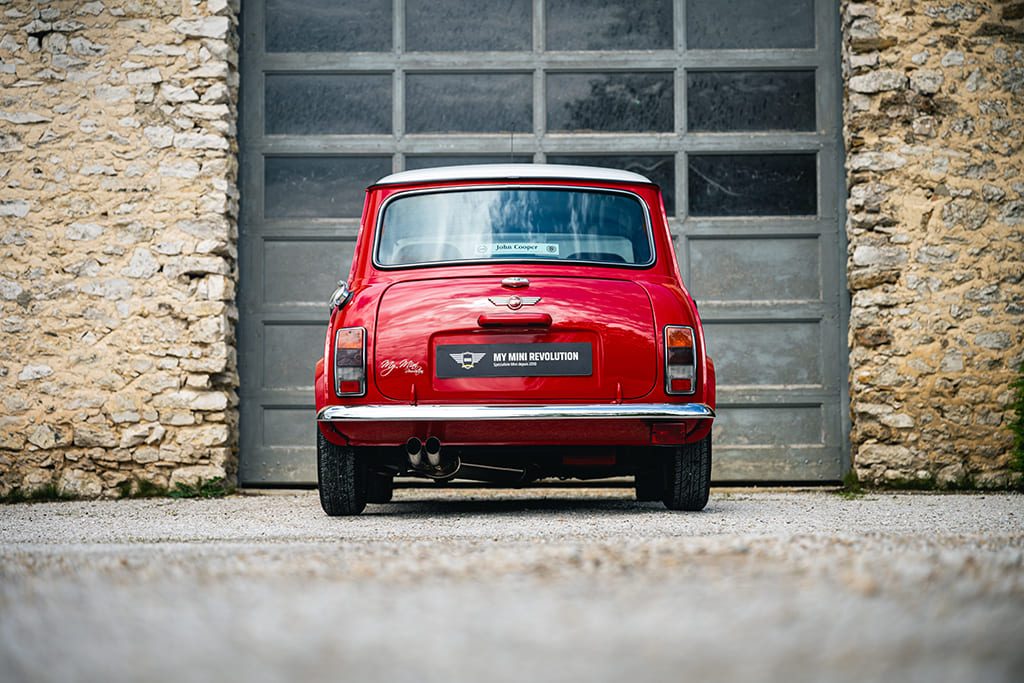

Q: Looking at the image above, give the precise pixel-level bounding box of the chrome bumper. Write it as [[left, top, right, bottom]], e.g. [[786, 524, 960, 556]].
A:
[[317, 403, 715, 422]]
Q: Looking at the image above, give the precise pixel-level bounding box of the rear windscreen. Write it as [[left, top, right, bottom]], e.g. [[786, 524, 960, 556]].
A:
[[376, 188, 653, 267]]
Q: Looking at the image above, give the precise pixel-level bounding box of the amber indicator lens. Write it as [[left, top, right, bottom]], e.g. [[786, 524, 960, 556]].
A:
[[335, 328, 363, 351], [334, 327, 365, 396], [666, 326, 694, 349]]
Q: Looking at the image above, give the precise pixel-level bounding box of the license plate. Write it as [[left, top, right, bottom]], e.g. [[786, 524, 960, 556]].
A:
[[436, 343, 592, 378]]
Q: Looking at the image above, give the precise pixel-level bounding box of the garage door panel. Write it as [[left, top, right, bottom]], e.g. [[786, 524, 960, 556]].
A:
[[713, 446, 842, 481], [264, 156, 391, 218], [686, 0, 815, 50], [263, 238, 355, 306], [703, 320, 823, 387], [238, 403, 316, 484], [688, 237, 820, 302], [263, 405, 315, 448], [687, 153, 818, 217], [405, 74, 533, 134], [546, 72, 675, 133], [687, 70, 816, 133], [265, 0, 392, 53], [241, 446, 315, 483], [262, 322, 325, 391], [547, 0, 674, 51], [406, 0, 532, 52], [712, 404, 823, 447], [265, 74, 393, 135], [244, 444, 315, 485]]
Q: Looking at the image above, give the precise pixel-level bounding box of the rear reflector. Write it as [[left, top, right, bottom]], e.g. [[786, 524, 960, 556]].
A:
[[670, 378, 692, 394], [334, 327, 366, 397], [338, 380, 363, 395], [652, 423, 689, 445], [665, 325, 696, 395]]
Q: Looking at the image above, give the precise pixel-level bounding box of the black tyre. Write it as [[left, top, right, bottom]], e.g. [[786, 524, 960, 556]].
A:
[[317, 428, 367, 516], [662, 434, 712, 511], [366, 471, 394, 504]]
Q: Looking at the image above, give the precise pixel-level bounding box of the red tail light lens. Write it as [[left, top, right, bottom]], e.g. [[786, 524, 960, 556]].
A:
[[665, 325, 696, 395], [334, 327, 365, 396]]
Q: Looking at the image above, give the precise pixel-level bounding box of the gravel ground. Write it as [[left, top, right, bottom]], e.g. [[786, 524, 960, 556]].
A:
[[1, 487, 1022, 683]]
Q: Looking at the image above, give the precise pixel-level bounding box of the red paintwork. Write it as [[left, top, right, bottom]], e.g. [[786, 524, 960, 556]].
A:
[[375, 277, 656, 402], [315, 176, 715, 450]]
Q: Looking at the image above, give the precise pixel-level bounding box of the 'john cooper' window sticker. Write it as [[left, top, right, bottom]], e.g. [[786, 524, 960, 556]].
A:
[[474, 242, 561, 257]]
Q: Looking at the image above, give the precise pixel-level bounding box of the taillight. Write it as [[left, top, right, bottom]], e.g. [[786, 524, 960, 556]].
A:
[[665, 325, 696, 395], [334, 327, 366, 396]]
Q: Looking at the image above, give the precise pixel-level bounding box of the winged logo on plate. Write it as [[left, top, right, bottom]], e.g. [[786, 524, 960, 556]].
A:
[[488, 296, 541, 310], [450, 351, 486, 370]]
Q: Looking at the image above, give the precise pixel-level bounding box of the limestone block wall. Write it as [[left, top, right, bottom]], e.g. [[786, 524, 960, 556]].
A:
[[0, 0, 240, 497], [842, 1, 1024, 486]]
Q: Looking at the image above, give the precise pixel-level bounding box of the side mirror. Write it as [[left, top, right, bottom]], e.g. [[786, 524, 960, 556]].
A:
[[329, 281, 351, 313]]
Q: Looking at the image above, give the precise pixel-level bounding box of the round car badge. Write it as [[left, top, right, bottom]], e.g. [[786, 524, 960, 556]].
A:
[[507, 295, 523, 310]]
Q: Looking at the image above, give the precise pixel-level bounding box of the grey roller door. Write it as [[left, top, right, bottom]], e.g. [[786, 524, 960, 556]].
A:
[[238, 0, 847, 484]]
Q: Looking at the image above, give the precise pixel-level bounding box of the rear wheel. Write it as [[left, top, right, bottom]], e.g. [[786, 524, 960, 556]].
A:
[[317, 428, 367, 516], [662, 435, 712, 511]]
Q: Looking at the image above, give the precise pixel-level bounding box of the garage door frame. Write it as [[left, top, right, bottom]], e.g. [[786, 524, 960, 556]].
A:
[[237, 0, 849, 484]]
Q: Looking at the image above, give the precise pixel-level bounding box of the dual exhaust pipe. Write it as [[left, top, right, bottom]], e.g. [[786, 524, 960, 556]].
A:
[[405, 436, 457, 477], [404, 436, 528, 483]]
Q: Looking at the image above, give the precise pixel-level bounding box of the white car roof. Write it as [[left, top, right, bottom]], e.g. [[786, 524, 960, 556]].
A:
[[375, 163, 653, 186]]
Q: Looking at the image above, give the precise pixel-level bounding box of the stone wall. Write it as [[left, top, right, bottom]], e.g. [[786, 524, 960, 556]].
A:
[[842, 1, 1024, 486], [0, 0, 240, 497]]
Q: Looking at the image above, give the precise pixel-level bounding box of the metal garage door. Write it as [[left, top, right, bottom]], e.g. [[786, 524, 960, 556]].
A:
[[238, 0, 846, 484]]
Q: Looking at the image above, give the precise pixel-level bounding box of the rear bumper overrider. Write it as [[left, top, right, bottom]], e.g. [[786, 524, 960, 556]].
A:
[[317, 403, 715, 422]]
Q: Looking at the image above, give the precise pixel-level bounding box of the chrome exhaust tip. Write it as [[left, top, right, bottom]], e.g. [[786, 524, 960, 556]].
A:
[[405, 437, 423, 467], [424, 436, 442, 467]]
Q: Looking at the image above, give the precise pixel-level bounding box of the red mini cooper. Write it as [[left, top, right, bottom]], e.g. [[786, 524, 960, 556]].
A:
[[314, 164, 716, 515]]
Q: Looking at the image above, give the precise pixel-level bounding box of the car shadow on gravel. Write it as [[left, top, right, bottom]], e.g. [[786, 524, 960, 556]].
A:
[[361, 498, 709, 516]]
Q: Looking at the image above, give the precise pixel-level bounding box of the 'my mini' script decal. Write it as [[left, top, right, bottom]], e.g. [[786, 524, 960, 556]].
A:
[[379, 359, 424, 377]]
